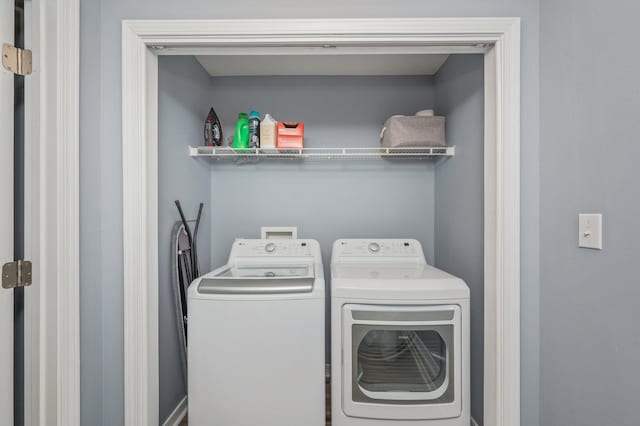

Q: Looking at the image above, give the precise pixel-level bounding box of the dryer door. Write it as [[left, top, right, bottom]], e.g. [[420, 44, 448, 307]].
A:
[[342, 304, 462, 420]]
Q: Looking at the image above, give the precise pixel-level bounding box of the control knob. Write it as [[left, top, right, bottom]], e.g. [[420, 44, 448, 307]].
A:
[[368, 242, 381, 253]]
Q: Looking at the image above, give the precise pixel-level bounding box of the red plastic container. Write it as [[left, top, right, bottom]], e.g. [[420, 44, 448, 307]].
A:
[[276, 121, 304, 148]]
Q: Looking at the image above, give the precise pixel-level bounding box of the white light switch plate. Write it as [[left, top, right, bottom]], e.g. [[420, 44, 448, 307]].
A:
[[578, 214, 603, 250]]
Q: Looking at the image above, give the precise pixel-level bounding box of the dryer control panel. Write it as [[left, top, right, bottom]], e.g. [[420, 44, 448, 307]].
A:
[[230, 239, 320, 259], [331, 239, 425, 262]]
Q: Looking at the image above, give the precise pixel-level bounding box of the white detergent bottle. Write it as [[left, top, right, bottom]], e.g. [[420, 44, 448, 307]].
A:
[[260, 113, 277, 148]]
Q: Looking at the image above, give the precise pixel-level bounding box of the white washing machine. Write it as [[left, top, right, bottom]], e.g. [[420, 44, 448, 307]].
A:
[[330, 239, 469, 426], [188, 239, 325, 426]]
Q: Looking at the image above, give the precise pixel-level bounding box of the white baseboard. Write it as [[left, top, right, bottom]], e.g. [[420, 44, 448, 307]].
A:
[[162, 396, 187, 426], [162, 395, 473, 426]]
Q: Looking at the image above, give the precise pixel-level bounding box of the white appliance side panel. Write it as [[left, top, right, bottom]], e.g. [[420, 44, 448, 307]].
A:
[[188, 297, 325, 426]]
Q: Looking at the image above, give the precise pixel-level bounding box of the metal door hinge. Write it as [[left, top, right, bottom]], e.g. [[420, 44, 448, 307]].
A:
[[2, 43, 32, 76], [2, 260, 33, 289]]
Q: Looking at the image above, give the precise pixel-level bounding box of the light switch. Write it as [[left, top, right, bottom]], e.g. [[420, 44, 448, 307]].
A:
[[578, 214, 603, 250]]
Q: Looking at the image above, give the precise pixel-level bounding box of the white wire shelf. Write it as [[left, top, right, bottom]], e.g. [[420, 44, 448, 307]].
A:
[[188, 145, 455, 160]]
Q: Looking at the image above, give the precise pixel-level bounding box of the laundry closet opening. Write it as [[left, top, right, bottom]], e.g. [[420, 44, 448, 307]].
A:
[[156, 52, 485, 425]]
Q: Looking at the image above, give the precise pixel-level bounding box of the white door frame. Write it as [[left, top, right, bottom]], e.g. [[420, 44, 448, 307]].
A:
[[1, 0, 16, 422], [22, 0, 80, 425], [122, 18, 521, 426]]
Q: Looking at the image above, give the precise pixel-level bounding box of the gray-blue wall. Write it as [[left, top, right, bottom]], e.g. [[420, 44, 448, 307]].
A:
[[207, 75, 437, 267], [206, 75, 437, 367], [79, 0, 103, 423], [434, 54, 485, 424], [157, 56, 212, 424], [80, 1, 540, 425], [540, 1, 640, 425]]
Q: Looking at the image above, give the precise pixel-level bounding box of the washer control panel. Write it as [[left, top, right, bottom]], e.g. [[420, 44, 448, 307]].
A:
[[332, 239, 423, 259], [231, 239, 318, 258]]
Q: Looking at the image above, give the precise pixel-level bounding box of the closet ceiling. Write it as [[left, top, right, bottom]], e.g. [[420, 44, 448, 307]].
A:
[[195, 54, 449, 77]]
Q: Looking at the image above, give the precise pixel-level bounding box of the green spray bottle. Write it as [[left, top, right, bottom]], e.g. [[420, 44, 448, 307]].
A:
[[233, 112, 249, 149]]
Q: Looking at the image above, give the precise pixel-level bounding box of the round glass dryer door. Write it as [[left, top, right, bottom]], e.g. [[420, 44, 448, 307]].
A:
[[342, 304, 462, 420], [352, 325, 453, 403], [357, 329, 447, 394]]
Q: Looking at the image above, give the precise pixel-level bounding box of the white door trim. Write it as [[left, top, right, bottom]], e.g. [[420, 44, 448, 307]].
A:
[[23, 0, 80, 425], [121, 17, 521, 426], [1, 0, 16, 423]]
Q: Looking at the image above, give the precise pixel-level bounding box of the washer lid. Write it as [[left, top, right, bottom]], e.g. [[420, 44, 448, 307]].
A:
[[198, 264, 315, 295], [214, 264, 312, 278]]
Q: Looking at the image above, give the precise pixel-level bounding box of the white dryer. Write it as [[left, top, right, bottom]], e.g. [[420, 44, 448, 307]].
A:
[[188, 239, 325, 426], [330, 239, 469, 426]]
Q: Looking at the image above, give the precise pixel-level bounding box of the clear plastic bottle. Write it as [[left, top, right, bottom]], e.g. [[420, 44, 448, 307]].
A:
[[260, 113, 277, 148]]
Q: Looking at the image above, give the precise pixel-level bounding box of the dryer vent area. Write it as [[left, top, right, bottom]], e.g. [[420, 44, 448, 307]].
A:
[[157, 53, 485, 425]]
